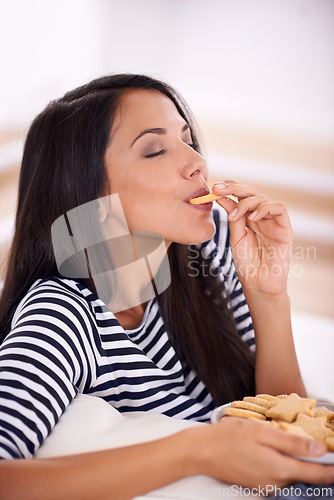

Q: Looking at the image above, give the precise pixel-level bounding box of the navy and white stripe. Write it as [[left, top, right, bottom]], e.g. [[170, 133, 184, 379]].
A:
[[0, 209, 255, 459]]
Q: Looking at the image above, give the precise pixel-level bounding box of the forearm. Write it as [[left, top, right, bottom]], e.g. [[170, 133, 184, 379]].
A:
[[244, 291, 306, 397], [0, 429, 198, 500]]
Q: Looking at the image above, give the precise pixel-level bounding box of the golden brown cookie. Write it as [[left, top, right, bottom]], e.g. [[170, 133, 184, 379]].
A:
[[222, 407, 266, 420], [325, 436, 334, 452], [313, 406, 334, 421], [276, 420, 314, 439], [188, 192, 223, 204], [231, 400, 267, 415], [265, 393, 316, 423], [256, 394, 280, 407], [243, 396, 272, 409], [326, 421, 334, 432], [293, 414, 334, 442], [256, 394, 279, 399]]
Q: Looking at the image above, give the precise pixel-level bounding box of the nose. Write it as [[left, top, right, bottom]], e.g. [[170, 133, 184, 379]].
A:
[[180, 144, 208, 180]]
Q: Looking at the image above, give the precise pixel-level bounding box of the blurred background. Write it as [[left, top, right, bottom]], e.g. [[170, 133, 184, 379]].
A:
[[0, 0, 333, 327]]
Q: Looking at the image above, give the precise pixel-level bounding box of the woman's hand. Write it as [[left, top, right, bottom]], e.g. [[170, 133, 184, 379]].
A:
[[213, 181, 293, 296], [192, 417, 334, 491], [212, 181, 305, 395], [1, 419, 332, 500]]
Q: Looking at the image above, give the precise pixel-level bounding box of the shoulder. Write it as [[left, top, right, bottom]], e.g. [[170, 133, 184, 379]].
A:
[[8, 277, 124, 348], [0, 278, 103, 459], [11, 277, 99, 333]]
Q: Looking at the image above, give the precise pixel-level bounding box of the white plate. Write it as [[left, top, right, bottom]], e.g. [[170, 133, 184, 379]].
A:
[[211, 402, 232, 424], [211, 401, 334, 465]]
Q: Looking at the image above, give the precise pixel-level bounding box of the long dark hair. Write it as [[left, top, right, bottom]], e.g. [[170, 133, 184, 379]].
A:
[[0, 74, 254, 404]]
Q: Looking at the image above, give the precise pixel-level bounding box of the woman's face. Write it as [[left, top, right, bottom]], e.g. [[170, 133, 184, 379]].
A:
[[104, 89, 216, 246]]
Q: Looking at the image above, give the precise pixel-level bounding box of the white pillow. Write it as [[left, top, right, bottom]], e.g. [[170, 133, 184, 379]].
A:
[[36, 394, 202, 457], [36, 394, 257, 500]]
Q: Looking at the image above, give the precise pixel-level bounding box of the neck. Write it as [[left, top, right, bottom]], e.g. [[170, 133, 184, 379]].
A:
[[113, 301, 149, 330]]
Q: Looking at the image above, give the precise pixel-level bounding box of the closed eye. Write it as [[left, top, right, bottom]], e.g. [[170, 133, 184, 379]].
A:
[[145, 142, 197, 159], [145, 149, 166, 159]]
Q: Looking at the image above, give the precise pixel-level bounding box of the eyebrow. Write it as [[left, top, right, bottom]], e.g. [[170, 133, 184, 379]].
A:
[[131, 123, 189, 147]]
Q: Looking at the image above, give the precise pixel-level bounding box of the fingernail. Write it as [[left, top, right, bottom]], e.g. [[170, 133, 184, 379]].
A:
[[228, 208, 238, 219], [213, 182, 226, 192], [248, 210, 258, 220], [309, 440, 326, 455]]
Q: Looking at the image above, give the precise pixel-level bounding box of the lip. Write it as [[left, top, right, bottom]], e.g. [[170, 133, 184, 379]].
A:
[[189, 201, 213, 212], [185, 186, 210, 203]]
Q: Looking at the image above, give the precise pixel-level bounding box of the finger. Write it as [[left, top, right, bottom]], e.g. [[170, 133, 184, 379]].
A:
[[257, 427, 334, 485], [229, 201, 291, 228], [225, 195, 268, 221], [216, 197, 249, 248], [258, 425, 327, 458], [212, 181, 259, 200], [279, 457, 334, 486], [246, 201, 290, 224], [259, 429, 334, 484], [214, 196, 238, 215]]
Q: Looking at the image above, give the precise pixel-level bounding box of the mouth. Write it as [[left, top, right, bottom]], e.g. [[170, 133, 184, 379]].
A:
[[185, 186, 214, 212], [185, 187, 210, 203]]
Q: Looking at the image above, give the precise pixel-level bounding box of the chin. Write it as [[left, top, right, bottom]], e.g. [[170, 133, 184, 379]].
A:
[[173, 222, 216, 246]]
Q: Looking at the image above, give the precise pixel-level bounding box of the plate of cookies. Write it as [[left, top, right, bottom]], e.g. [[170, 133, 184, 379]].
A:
[[211, 393, 334, 464]]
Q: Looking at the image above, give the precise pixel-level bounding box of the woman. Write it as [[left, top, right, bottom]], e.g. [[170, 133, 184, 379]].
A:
[[0, 74, 332, 499]]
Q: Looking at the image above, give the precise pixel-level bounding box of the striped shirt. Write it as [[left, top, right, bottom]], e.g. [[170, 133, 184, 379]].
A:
[[0, 209, 254, 459]]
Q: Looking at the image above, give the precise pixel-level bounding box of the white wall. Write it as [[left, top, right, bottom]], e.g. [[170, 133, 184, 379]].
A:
[[1, 0, 333, 143], [0, 0, 107, 127], [0, 0, 333, 318]]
